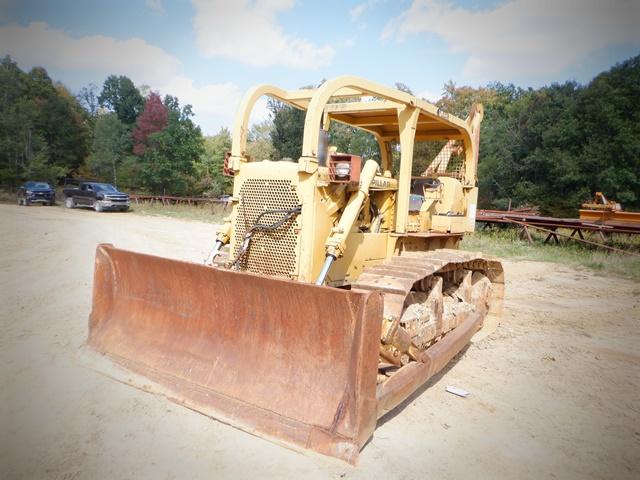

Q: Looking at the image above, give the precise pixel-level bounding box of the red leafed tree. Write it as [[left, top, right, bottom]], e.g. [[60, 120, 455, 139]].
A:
[[133, 92, 168, 155]]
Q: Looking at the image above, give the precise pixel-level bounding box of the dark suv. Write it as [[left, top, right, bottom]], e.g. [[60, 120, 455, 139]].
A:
[[17, 181, 56, 206]]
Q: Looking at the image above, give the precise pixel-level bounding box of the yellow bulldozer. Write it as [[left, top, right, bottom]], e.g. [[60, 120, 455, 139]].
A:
[[88, 76, 504, 463]]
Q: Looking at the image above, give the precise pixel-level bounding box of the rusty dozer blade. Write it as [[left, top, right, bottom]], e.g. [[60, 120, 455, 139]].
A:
[[88, 244, 383, 463]]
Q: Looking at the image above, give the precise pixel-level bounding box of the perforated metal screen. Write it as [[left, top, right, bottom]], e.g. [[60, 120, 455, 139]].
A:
[[232, 179, 301, 279]]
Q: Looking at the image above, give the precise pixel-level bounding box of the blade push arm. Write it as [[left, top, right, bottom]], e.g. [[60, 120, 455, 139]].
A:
[[315, 159, 379, 285], [205, 222, 232, 265]]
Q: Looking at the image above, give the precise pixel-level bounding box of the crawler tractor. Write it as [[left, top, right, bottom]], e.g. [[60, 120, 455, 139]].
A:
[[88, 77, 504, 463]]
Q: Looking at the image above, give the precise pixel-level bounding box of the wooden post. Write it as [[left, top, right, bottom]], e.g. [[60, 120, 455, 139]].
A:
[[519, 225, 534, 245], [544, 227, 560, 244]]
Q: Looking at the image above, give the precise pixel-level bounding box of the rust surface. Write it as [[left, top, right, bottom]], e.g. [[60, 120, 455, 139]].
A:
[[353, 249, 504, 320], [578, 209, 640, 227], [88, 244, 504, 463], [88, 244, 382, 464], [375, 311, 482, 418], [354, 249, 504, 416]]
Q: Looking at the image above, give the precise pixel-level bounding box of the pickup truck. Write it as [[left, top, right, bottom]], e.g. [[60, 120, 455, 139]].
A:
[[63, 182, 130, 212]]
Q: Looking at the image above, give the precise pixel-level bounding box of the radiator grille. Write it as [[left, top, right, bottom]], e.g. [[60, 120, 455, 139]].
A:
[[232, 179, 301, 279]]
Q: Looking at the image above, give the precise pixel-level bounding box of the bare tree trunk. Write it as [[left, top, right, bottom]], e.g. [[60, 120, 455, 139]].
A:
[[26, 127, 32, 164]]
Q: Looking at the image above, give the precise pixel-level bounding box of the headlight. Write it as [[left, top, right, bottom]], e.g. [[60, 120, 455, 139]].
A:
[[334, 162, 351, 178], [26, 190, 33, 194]]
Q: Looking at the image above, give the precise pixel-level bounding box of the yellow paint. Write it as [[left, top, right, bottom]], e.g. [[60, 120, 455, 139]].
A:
[[221, 77, 484, 284]]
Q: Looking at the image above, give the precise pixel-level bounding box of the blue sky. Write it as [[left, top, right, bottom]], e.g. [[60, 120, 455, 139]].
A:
[[1, 0, 639, 134]]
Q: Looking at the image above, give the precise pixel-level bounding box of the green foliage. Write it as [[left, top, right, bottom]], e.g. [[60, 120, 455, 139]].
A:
[[438, 81, 501, 118], [45, 84, 91, 171], [462, 228, 640, 281], [328, 122, 380, 160], [2, 54, 637, 210], [76, 83, 99, 118], [261, 63, 640, 217], [268, 94, 380, 162], [246, 120, 276, 161], [269, 99, 305, 160], [456, 55, 640, 215], [25, 148, 67, 183], [114, 154, 143, 191], [137, 95, 205, 195], [98, 75, 144, 125], [0, 56, 89, 187], [195, 128, 233, 196], [576, 55, 640, 207], [88, 113, 131, 185], [129, 201, 228, 224]]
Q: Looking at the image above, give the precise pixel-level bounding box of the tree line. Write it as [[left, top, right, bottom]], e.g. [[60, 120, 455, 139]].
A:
[[0, 55, 228, 196], [1, 54, 638, 214], [450, 54, 639, 215], [265, 56, 639, 216]]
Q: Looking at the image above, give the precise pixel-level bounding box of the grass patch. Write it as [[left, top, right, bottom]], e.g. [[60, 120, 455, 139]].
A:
[[0, 190, 19, 203], [129, 201, 228, 223], [462, 227, 640, 280]]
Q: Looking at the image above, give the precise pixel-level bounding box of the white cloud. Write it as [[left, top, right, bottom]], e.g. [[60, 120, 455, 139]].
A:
[[0, 21, 245, 134], [417, 89, 440, 103], [341, 38, 355, 48], [350, 4, 366, 21], [249, 96, 271, 126], [0, 21, 179, 83], [159, 76, 244, 133], [350, 0, 382, 22], [145, 0, 165, 15], [192, 0, 334, 69], [382, 0, 640, 82]]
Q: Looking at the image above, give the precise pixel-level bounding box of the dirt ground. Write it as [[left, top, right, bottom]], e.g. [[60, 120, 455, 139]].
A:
[[1, 204, 639, 480]]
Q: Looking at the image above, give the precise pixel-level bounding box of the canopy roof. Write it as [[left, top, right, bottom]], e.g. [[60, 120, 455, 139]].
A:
[[325, 100, 465, 142], [231, 76, 477, 160]]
